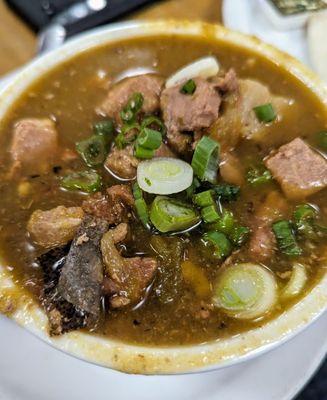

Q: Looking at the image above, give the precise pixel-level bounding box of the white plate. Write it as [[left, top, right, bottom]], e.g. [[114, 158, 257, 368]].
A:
[[0, 313, 326, 400], [222, 0, 310, 66]]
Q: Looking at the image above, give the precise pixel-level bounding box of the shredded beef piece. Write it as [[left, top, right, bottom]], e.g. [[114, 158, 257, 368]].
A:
[[27, 206, 84, 249], [57, 216, 109, 327], [10, 118, 59, 175], [265, 138, 327, 200], [101, 223, 157, 308], [160, 76, 222, 154], [97, 74, 164, 125], [82, 184, 134, 225]]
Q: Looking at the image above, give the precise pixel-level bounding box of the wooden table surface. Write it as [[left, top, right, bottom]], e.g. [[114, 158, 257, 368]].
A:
[[0, 0, 222, 76]]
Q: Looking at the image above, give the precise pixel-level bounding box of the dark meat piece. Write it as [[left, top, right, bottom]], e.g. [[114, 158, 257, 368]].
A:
[[27, 206, 84, 249], [38, 246, 88, 335], [265, 138, 327, 200], [82, 184, 134, 225], [57, 216, 109, 326], [97, 74, 164, 125], [104, 145, 139, 180], [101, 223, 157, 308], [10, 118, 59, 175], [161, 77, 222, 154], [248, 191, 289, 262]]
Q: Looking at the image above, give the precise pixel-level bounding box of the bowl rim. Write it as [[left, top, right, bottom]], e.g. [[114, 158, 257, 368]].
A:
[[0, 19, 326, 375]]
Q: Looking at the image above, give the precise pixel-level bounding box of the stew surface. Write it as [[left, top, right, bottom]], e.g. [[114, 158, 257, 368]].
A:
[[0, 35, 326, 346]]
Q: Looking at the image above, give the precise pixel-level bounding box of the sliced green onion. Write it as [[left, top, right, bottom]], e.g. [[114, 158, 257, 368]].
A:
[[180, 79, 196, 95], [93, 119, 115, 144], [137, 127, 162, 150], [315, 130, 327, 151], [137, 157, 193, 195], [191, 136, 220, 184], [141, 116, 166, 134], [150, 196, 200, 233], [135, 145, 155, 159], [203, 231, 232, 259], [213, 263, 278, 319], [132, 183, 150, 227], [246, 166, 272, 186], [294, 204, 317, 222], [281, 263, 307, 301], [294, 203, 318, 239], [61, 170, 102, 193], [115, 123, 140, 149], [193, 190, 215, 207], [213, 184, 240, 202], [186, 177, 201, 198], [132, 182, 143, 200], [272, 220, 302, 256], [201, 205, 220, 223], [76, 135, 107, 167], [208, 210, 235, 235], [229, 225, 250, 247], [135, 198, 150, 227], [253, 103, 276, 123], [120, 92, 144, 123]]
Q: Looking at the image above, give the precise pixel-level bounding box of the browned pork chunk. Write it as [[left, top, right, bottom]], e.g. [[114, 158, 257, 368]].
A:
[[265, 138, 327, 200], [104, 145, 138, 179], [97, 74, 164, 125], [101, 223, 157, 308], [248, 191, 289, 262], [161, 77, 222, 154], [27, 206, 84, 248], [10, 118, 59, 175], [57, 216, 109, 327], [82, 184, 134, 225]]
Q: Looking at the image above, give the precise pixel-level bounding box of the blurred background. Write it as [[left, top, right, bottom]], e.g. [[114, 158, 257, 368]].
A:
[[0, 0, 326, 399]]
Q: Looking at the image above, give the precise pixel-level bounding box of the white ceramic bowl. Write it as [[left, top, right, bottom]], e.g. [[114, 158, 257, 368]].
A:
[[0, 20, 326, 375]]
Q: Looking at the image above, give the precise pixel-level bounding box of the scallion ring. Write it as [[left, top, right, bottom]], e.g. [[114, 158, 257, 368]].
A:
[[191, 136, 220, 184]]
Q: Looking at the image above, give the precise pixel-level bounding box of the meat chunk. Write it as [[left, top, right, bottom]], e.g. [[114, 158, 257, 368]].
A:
[[38, 245, 88, 335], [265, 138, 327, 199], [211, 79, 291, 151], [57, 216, 109, 326], [248, 191, 290, 261], [104, 142, 176, 180], [213, 68, 239, 94], [154, 142, 177, 158], [27, 206, 84, 249], [161, 77, 221, 154], [97, 74, 164, 125], [101, 223, 157, 308], [104, 145, 138, 179], [82, 184, 134, 225], [10, 118, 59, 175]]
